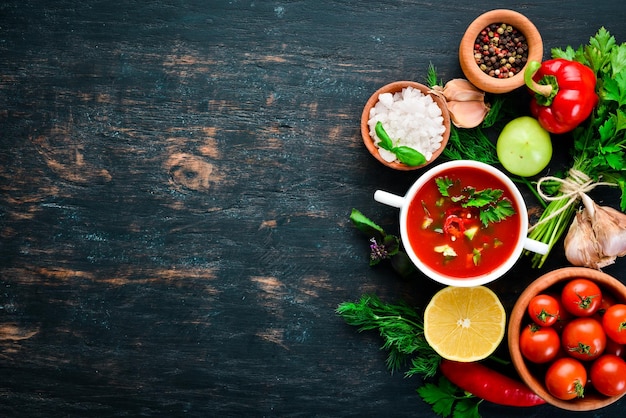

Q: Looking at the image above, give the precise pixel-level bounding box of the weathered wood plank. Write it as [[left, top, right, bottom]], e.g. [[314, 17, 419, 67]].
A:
[[1, 0, 625, 416]]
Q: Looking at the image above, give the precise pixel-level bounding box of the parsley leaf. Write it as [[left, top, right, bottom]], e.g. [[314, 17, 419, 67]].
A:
[[417, 377, 482, 418], [417, 378, 457, 417], [462, 188, 503, 208], [454, 399, 482, 418], [551, 44, 578, 61], [478, 198, 515, 227], [603, 75, 626, 103], [436, 177, 455, 197], [610, 43, 626, 76]]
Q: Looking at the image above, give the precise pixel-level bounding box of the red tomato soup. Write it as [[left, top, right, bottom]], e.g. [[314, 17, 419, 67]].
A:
[[406, 166, 521, 279]]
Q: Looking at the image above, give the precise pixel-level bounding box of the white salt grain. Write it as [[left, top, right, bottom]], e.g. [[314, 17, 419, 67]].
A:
[[367, 86, 445, 163]]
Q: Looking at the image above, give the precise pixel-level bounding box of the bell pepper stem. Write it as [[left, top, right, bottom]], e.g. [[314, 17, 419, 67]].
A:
[[524, 61, 553, 97]]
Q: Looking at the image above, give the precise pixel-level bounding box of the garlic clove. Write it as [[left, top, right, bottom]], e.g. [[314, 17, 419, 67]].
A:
[[566, 192, 626, 269], [446, 100, 490, 129], [581, 194, 626, 258], [602, 205, 626, 255], [564, 211, 614, 269], [430, 79, 489, 128], [441, 79, 485, 102]]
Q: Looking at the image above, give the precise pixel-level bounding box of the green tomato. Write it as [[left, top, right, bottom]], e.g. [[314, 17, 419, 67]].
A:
[[497, 116, 552, 177]]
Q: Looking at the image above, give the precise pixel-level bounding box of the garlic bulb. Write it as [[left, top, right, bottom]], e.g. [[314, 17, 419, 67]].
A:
[[581, 193, 626, 258], [564, 192, 626, 269], [432, 79, 490, 129]]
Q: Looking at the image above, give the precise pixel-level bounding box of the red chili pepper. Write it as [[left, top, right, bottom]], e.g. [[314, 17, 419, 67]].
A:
[[443, 207, 477, 239], [524, 58, 598, 134], [443, 215, 466, 238], [439, 359, 546, 407]]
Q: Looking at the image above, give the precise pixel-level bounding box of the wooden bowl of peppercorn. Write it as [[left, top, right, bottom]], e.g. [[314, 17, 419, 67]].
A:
[[459, 9, 543, 94]]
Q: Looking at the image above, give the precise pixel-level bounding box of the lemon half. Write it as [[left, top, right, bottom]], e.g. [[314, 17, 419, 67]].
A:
[[424, 286, 506, 362]]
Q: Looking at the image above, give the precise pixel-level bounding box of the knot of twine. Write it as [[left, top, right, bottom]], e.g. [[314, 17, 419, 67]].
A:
[[529, 169, 617, 232]]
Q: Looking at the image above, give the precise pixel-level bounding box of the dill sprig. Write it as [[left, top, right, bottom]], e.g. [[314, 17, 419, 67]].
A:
[[336, 294, 440, 378]]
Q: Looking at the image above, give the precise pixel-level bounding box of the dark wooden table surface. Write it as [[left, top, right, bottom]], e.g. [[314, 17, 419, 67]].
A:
[[2, 1, 625, 416]]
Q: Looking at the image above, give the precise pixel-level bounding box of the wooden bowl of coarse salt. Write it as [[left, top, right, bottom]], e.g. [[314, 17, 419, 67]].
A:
[[361, 81, 451, 171]]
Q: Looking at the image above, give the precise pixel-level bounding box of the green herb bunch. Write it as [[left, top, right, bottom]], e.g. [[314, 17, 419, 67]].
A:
[[337, 294, 482, 418], [336, 294, 439, 377], [344, 210, 484, 417], [527, 27, 626, 267]]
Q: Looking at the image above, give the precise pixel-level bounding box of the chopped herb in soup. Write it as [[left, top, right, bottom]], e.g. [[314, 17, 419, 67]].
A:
[[406, 166, 521, 278]]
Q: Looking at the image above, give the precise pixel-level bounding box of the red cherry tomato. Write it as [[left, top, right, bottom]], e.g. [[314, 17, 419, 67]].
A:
[[519, 323, 561, 363], [602, 304, 626, 344], [590, 354, 626, 397], [561, 317, 606, 361], [545, 357, 587, 400], [528, 294, 560, 327], [561, 278, 602, 317]]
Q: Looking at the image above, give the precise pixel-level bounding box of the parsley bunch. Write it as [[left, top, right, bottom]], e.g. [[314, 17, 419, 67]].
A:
[[527, 28, 626, 267]]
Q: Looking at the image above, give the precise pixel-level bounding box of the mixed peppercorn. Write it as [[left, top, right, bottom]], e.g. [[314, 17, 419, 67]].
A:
[[474, 23, 529, 78]]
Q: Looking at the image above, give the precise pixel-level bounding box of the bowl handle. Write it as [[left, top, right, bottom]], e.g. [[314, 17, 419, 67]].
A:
[[374, 190, 405, 209], [523, 238, 549, 255]]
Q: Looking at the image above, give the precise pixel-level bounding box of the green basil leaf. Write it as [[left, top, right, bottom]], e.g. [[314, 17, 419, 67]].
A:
[[392, 146, 426, 166], [374, 121, 394, 151], [349, 208, 385, 237]]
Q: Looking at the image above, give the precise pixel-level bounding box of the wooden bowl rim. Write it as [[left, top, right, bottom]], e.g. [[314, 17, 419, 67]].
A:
[[360, 81, 451, 171], [459, 9, 544, 93], [508, 267, 626, 411]]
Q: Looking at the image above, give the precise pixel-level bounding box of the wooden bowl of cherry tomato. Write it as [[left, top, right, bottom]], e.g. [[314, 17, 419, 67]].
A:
[[508, 267, 626, 411]]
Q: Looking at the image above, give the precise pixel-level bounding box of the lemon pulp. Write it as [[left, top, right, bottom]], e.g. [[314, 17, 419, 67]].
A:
[[424, 285, 506, 362]]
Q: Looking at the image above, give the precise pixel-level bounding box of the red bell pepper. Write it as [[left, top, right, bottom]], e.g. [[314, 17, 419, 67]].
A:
[[524, 58, 598, 134]]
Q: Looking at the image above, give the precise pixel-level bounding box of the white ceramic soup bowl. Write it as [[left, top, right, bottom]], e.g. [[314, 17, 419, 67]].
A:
[[374, 160, 548, 287]]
